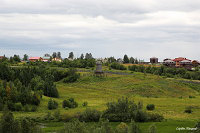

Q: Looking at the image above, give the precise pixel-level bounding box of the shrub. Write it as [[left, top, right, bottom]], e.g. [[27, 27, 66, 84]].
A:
[[14, 103, 23, 111], [53, 110, 61, 121], [189, 95, 195, 98], [48, 99, 58, 110], [146, 104, 155, 111], [43, 112, 54, 121], [23, 105, 30, 112], [138, 101, 143, 110], [148, 124, 157, 133], [62, 112, 75, 122], [185, 106, 192, 113], [147, 113, 164, 122], [82, 101, 88, 107], [79, 108, 101, 122], [62, 98, 78, 108], [31, 105, 37, 112], [116, 122, 128, 133], [63, 68, 80, 83], [110, 62, 127, 70], [135, 110, 148, 122], [129, 120, 141, 133]]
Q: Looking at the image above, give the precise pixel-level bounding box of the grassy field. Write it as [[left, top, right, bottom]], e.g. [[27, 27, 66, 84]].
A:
[[2, 71, 200, 132]]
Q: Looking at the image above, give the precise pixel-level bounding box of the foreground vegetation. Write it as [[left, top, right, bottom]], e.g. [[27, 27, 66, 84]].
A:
[[0, 59, 200, 132]]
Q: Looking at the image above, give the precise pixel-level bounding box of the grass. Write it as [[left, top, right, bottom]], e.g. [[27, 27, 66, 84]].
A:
[[1, 71, 200, 132], [41, 120, 197, 133]]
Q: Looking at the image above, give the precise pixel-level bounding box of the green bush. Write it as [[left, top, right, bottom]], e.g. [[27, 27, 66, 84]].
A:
[[185, 106, 192, 113], [31, 105, 37, 112], [82, 101, 88, 107], [79, 108, 101, 122], [23, 105, 30, 112], [62, 98, 78, 108], [63, 68, 80, 83], [14, 103, 23, 111], [146, 104, 155, 111], [110, 62, 127, 70], [48, 99, 58, 110], [189, 95, 195, 98], [116, 122, 129, 133], [147, 113, 164, 122], [135, 110, 148, 122]]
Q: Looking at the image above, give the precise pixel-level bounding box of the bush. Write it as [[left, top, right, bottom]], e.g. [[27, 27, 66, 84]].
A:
[[63, 68, 80, 83], [110, 62, 127, 70], [31, 105, 37, 112], [116, 122, 129, 133], [79, 108, 101, 122], [48, 99, 58, 110], [129, 120, 141, 133], [147, 113, 164, 122], [189, 95, 195, 98], [82, 102, 88, 107], [23, 105, 30, 112], [185, 106, 192, 113], [146, 104, 155, 111], [135, 110, 148, 122], [53, 110, 61, 121], [14, 103, 23, 111], [62, 98, 78, 108], [148, 124, 157, 133], [62, 112, 76, 122]]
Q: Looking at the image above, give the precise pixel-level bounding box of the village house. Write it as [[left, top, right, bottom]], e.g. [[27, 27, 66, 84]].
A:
[[29, 57, 42, 62], [163, 59, 176, 67], [163, 57, 195, 70], [52, 57, 62, 62], [192, 60, 200, 67], [0, 56, 4, 60], [42, 54, 51, 62]]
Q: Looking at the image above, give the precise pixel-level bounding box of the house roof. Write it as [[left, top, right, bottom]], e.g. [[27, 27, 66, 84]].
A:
[[29, 57, 41, 60], [180, 60, 191, 63], [192, 60, 200, 64], [173, 57, 187, 62], [163, 59, 175, 63], [43, 56, 50, 60]]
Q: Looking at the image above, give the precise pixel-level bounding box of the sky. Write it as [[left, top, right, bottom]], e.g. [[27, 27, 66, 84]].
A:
[[0, 0, 200, 61]]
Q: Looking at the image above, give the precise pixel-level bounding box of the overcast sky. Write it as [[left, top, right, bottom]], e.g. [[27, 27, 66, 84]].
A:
[[0, 0, 200, 61]]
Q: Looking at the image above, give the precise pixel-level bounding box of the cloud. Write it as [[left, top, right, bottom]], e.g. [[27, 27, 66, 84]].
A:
[[0, 0, 199, 60]]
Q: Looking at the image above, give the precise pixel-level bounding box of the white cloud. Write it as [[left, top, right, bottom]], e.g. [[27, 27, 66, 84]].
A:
[[0, 0, 199, 60]]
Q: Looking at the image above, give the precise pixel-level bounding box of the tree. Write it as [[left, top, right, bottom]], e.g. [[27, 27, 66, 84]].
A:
[[68, 52, 74, 59], [0, 106, 19, 133], [23, 54, 28, 61], [130, 57, 135, 64], [123, 54, 129, 63], [13, 55, 21, 62], [85, 53, 93, 59], [80, 54, 84, 59], [52, 52, 57, 58], [57, 52, 61, 58]]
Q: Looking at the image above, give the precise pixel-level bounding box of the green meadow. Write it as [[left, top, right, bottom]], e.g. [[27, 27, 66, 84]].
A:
[[2, 71, 200, 132]]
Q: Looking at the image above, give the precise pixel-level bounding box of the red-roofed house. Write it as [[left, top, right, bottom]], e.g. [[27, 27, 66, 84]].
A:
[[0, 56, 4, 60], [163, 57, 193, 70], [29, 57, 42, 62], [173, 57, 189, 67], [192, 60, 200, 67]]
